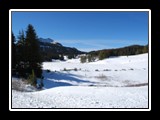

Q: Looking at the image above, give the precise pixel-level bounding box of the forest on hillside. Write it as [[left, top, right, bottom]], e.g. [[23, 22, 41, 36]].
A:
[[80, 45, 148, 63]]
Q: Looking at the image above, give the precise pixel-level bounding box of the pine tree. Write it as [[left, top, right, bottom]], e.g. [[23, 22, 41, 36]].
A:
[[80, 56, 87, 63], [17, 30, 26, 62], [142, 45, 148, 53], [99, 51, 106, 60], [16, 30, 27, 77], [12, 32, 16, 71], [87, 55, 92, 62], [25, 24, 42, 78]]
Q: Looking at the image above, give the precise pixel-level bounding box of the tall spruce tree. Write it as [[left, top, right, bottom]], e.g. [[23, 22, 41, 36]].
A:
[[25, 24, 42, 78], [17, 30, 26, 62], [16, 30, 27, 77], [12, 32, 16, 70]]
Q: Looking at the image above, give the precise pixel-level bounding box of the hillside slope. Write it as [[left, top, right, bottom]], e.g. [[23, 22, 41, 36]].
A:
[[12, 53, 148, 108]]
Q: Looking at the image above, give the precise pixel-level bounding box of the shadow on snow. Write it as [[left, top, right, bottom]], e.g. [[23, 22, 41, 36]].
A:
[[43, 70, 94, 89]]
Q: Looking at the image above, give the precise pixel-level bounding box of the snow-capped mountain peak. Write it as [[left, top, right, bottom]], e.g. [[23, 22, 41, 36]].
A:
[[39, 37, 54, 43]]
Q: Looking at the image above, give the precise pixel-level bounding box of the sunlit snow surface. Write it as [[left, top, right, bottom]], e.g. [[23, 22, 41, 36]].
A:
[[12, 53, 148, 108]]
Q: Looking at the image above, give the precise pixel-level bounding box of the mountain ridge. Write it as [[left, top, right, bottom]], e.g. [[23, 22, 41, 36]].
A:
[[39, 37, 54, 43], [38, 37, 148, 61], [38, 38, 86, 61]]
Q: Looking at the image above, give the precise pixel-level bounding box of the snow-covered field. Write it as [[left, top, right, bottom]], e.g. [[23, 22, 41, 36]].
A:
[[12, 53, 148, 109]]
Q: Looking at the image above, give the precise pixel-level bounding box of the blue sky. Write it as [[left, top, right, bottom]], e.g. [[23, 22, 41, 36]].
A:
[[12, 11, 148, 52]]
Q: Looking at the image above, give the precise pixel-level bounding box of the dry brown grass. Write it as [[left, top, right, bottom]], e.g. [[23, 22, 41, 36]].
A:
[[125, 83, 148, 87], [95, 74, 108, 80], [12, 79, 26, 91]]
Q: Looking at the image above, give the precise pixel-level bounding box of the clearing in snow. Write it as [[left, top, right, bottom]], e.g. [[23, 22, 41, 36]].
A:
[[12, 53, 148, 108]]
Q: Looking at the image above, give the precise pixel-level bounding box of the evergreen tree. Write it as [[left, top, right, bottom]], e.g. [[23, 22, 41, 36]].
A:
[[80, 56, 87, 63], [59, 54, 64, 60], [87, 55, 92, 62], [142, 45, 148, 53], [16, 30, 27, 77], [87, 54, 95, 62], [25, 24, 42, 78], [68, 54, 74, 59], [12, 32, 16, 70], [17, 30, 26, 62], [98, 51, 108, 60]]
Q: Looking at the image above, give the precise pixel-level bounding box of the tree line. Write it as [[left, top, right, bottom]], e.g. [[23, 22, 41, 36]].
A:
[[81, 44, 148, 63], [12, 24, 43, 87]]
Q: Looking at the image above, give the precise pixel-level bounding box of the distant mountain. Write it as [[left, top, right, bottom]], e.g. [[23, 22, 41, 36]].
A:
[[39, 37, 54, 43], [38, 37, 148, 62], [38, 38, 62, 46], [38, 37, 86, 61]]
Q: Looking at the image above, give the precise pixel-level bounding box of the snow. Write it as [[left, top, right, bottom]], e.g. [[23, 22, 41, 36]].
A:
[[39, 38, 54, 43], [38, 38, 62, 45], [12, 53, 148, 109], [12, 77, 37, 92], [12, 86, 148, 108], [43, 53, 148, 87]]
